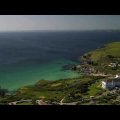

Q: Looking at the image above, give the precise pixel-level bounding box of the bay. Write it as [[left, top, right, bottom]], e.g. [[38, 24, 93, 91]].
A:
[[0, 31, 120, 90]]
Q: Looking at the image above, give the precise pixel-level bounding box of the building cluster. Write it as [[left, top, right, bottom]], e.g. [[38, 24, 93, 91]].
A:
[[102, 75, 120, 89]]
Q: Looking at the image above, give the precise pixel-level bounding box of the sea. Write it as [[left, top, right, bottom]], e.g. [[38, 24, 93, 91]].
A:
[[1, 30, 120, 90]]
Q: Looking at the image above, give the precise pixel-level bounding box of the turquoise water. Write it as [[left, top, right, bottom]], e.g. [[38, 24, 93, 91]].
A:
[[0, 59, 80, 90]]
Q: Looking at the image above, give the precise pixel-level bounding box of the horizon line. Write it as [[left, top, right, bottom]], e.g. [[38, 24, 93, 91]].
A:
[[0, 29, 120, 32]]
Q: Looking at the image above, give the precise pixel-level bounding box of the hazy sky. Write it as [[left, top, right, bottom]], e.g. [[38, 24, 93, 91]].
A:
[[0, 15, 120, 31]]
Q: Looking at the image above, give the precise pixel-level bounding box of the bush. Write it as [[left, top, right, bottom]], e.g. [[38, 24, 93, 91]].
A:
[[0, 87, 8, 97]]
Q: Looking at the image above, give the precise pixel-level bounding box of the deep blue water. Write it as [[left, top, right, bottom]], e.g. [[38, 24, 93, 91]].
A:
[[1, 31, 120, 65]]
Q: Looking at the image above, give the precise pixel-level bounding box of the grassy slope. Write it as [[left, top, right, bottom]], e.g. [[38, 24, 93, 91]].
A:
[[0, 76, 104, 104], [84, 42, 120, 63], [81, 42, 120, 74], [87, 80, 105, 96]]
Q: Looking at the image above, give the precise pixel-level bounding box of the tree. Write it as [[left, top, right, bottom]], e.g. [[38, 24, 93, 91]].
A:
[[107, 55, 114, 59], [0, 86, 8, 97]]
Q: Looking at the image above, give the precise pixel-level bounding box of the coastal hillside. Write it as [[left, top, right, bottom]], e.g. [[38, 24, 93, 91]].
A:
[[0, 76, 106, 105], [1, 75, 120, 105], [80, 42, 120, 75], [82, 42, 120, 63]]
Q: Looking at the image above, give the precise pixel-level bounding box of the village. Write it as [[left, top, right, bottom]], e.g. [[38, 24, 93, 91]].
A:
[[71, 59, 120, 89]]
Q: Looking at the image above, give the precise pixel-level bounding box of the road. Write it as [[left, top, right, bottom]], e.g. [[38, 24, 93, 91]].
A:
[[59, 97, 78, 105], [9, 99, 32, 105]]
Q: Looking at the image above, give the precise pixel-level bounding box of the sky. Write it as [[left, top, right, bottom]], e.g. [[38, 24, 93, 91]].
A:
[[0, 15, 120, 31]]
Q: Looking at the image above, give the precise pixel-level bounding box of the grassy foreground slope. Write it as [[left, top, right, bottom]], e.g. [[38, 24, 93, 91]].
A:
[[16, 76, 99, 102], [0, 76, 104, 104]]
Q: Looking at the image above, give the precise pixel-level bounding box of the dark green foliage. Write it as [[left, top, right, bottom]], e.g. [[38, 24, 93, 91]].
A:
[[0, 86, 8, 97], [96, 93, 118, 105]]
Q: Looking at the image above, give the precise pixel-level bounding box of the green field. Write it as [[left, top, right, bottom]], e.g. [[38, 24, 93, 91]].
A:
[[87, 80, 105, 96], [82, 42, 120, 62], [0, 76, 104, 104]]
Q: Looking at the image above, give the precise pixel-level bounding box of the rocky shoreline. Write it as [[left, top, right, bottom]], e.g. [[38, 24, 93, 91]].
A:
[[70, 42, 120, 77]]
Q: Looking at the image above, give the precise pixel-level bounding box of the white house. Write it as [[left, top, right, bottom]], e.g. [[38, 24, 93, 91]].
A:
[[108, 63, 117, 67], [102, 75, 120, 89]]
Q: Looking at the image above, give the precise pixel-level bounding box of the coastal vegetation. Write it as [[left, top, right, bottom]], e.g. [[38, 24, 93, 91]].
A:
[[0, 76, 104, 105], [80, 42, 120, 75], [0, 86, 8, 97], [82, 42, 120, 62]]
